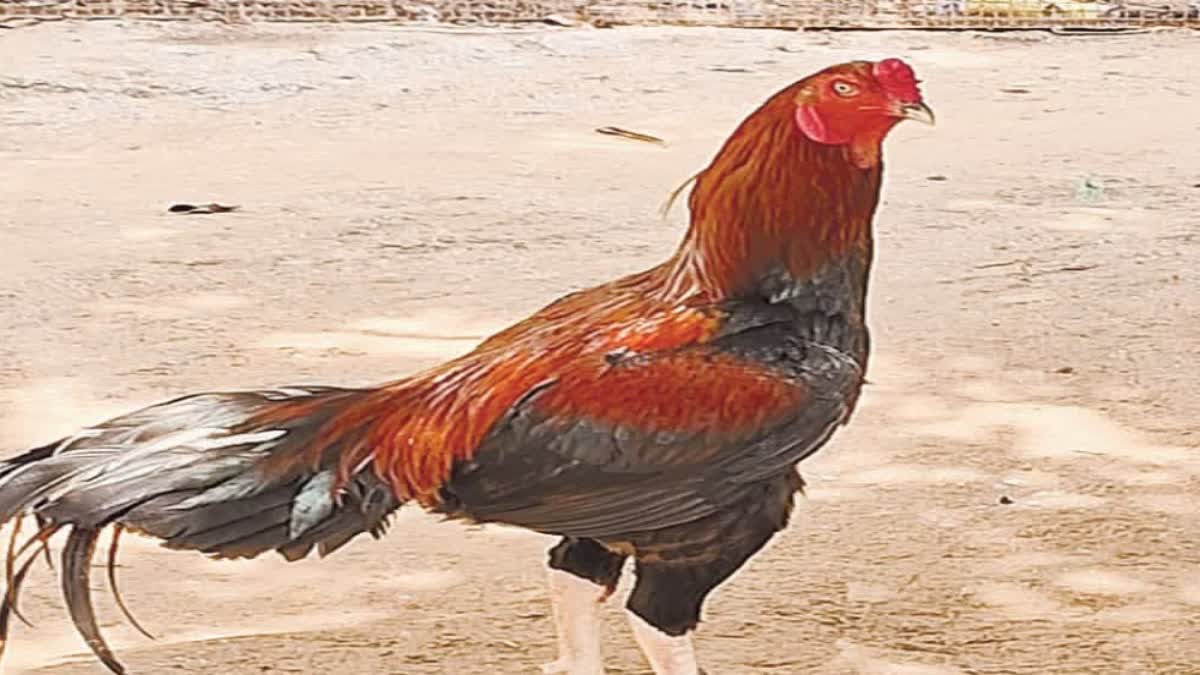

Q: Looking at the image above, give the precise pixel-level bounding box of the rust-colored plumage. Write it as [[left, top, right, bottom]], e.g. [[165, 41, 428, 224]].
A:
[[0, 58, 931, 675], [261, 280, 727, 504], [680, 81, 880, 297], [286, 62, 901, 504]]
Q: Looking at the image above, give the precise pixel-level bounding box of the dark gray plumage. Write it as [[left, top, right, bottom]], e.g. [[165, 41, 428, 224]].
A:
[[0, 386, 401, 673]]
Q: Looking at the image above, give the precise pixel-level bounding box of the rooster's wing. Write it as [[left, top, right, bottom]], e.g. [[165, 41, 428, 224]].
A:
[[441, 319, 862, 539]]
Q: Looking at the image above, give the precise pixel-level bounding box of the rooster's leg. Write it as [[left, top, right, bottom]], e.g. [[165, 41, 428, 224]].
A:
[[627, 610, 700, 675], [624, 472, 795, 675], [542, 538, 626, 675], [542, 568, 606, 674]]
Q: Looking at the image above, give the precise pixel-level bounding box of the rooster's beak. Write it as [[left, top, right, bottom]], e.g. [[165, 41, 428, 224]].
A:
[[898, 101, 936, 126]]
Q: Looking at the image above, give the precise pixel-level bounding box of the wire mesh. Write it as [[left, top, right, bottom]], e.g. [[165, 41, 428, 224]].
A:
[[1, 0, 1196, 29]]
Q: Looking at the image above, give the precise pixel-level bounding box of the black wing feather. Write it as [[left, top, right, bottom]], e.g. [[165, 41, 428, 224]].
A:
[[443, 335, 861, 539]]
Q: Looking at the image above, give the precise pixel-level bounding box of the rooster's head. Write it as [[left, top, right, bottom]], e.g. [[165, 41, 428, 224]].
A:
[[793, 58, 933, 168]]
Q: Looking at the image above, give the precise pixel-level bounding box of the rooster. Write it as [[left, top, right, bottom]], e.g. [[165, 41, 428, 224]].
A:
[[0, 59, 931, 675]]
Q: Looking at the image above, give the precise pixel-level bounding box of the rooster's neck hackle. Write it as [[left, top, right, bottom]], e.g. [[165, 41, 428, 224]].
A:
[[664, 88, 883, 302]]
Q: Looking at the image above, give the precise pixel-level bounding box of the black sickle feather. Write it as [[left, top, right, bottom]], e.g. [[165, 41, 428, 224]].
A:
[[63, 527, 126, 675], [107, 526, 155, 641]]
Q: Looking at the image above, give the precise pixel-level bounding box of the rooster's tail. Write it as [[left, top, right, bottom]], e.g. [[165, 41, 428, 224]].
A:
[[0, 385, 402, 673]]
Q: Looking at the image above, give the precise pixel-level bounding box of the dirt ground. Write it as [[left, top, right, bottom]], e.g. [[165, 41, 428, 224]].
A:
[[0, 20, 1197, 675]]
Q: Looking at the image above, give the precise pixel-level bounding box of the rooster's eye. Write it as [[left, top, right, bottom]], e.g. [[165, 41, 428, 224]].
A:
[[832, 81, 858, 97]]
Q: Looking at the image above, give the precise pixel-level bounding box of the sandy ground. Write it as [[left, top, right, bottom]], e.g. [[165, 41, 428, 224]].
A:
[[0, 21, 1197, 675]]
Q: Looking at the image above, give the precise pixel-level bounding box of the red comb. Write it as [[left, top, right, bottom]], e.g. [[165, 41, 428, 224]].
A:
[[873, 58, 921, 103]]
